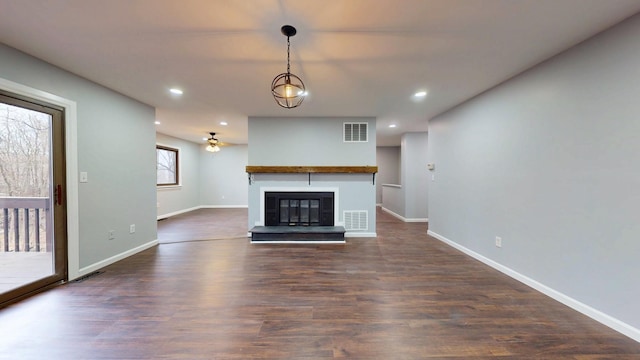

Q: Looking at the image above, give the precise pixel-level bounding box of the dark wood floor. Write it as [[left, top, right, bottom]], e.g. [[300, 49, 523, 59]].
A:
[[157, 208, 248, 243], [0, 208, 639, 359]]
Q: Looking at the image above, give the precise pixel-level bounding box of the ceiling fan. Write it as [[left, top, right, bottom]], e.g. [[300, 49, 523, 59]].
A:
[[206, 132, 221, 152]]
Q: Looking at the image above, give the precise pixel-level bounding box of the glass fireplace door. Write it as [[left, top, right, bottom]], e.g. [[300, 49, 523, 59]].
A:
[[279, 199, 320, 226]]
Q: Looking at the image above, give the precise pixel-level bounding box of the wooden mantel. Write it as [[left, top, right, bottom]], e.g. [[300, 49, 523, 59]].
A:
[[245, 166, 378, 174], [245, 166, 378, 185]]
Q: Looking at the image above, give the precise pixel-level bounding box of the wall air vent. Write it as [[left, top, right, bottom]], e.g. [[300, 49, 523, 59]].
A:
[[344, 122, 368, 142], [343, 210, 368, 231]]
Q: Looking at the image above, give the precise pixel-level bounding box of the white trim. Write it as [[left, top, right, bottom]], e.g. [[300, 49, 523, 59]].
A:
[[158, 205, 249, 220], [157, 206, 201, 220], [258, 186, 340, 227], [427, 230, 640, 343], [157, 185, 183, 191], [381, 206, 428, 223], [199, 205, 248, 209], [405, 218, 428, 223], [345, 232, 377, 238], [251, 240, 345, 244], [0, 78, 81, 281], [381, 207, 405, 221], [247, 232, 374, 239], [77, 239, 159, 277]]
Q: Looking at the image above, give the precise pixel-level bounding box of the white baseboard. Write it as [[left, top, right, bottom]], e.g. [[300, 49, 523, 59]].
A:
[[157, 206, 200, 220], [345, 232, 377, 238], [75, 239, 159, 279], [427, 230, 640, 343], [157, 205, 248, 220], [380, 207, 428, 223], [199, 205, 248, 209], [251, 240, 346, 244]]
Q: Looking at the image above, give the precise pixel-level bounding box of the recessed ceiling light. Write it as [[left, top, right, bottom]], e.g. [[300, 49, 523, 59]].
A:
[[154, 121, 161, 125], [389, 124, 397, 128], [220, 121, 228, 126], [414, 91, 427, 97], [169, 88, 183, 95]]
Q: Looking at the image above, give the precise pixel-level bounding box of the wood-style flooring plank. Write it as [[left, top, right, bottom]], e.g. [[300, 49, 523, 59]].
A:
[[0, 208, 638, 359]]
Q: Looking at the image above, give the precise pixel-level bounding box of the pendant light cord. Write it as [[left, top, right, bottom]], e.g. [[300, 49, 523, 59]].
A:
[[287, 36, 291, 74]]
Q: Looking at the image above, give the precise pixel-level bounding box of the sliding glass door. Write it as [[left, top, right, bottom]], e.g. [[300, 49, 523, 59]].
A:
[[0, 90, 67, 307]]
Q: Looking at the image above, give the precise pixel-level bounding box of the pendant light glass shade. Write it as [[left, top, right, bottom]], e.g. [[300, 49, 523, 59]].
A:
[[206, 144, 220, 152]]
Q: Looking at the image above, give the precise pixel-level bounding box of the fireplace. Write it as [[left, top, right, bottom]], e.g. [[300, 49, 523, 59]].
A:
[[265, 192, 334, 226]]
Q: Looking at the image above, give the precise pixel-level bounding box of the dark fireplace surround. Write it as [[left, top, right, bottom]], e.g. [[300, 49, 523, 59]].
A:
[[265, 192, 334, 226]]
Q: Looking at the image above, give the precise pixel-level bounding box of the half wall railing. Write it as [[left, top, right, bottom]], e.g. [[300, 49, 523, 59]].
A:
[[0, 197, 51, 252]]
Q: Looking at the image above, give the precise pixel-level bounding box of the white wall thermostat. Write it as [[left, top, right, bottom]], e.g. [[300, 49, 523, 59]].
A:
[[427, 163, 435, 171]]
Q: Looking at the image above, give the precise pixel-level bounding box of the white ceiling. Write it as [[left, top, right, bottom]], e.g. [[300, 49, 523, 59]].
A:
[[1, 1, 639, 146]]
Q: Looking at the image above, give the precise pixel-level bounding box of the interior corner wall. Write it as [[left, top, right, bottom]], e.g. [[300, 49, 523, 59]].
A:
[[376, 146, 401, 204], [427, 13, 640, 336], [156, 133, 201, 218], [0, 43, 157, 272], [401, 132, 429, 220], [199, 144, 249, 207]]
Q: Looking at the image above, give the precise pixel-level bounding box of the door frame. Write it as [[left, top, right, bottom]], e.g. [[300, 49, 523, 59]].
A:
[[0, 78, 81, 281]]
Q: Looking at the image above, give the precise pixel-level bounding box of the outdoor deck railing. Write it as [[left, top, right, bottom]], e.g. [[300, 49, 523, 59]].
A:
[[0, 197, 50, 252]]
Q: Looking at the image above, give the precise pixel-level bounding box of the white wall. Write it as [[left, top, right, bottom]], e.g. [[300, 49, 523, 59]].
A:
[[0, 44, 157, 275], [401, 132, 429, 220], [380, 134, 428, 221], [199, 144, 248, 207], [376, 146, 400, 204], [249, 117, 376, 165], [156, 133, 201, 218], [381, 185, 403, 216], [427, 13, 640, 340]]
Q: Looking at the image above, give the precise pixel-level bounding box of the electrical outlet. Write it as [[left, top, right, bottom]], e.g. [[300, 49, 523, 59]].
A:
[[108, 230, 115, 240], [495, 236, 502, 248], [129, 224, 136, 234]]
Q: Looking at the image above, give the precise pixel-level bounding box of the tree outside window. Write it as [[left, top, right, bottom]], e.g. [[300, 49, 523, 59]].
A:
[[156, 145, 179, 186]]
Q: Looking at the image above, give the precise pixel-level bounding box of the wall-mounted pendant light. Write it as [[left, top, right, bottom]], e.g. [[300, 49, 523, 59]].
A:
[[271, 25, 306, 109]]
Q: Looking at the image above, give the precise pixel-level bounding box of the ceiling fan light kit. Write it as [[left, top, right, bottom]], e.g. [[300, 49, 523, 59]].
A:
[[206, 132, 221, 152], [271, 25, 306, 109]]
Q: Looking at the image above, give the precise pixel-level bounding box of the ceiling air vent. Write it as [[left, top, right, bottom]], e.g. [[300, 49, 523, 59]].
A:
[[344, 122, 368, 142], [343, 210, 368, 231]]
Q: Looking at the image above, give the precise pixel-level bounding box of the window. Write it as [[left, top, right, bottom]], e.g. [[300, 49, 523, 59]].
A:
[[156, 145, 179, 186]]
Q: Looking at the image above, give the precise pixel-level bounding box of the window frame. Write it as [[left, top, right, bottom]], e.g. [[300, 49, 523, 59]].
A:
[[156, 144, 180, 187]]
